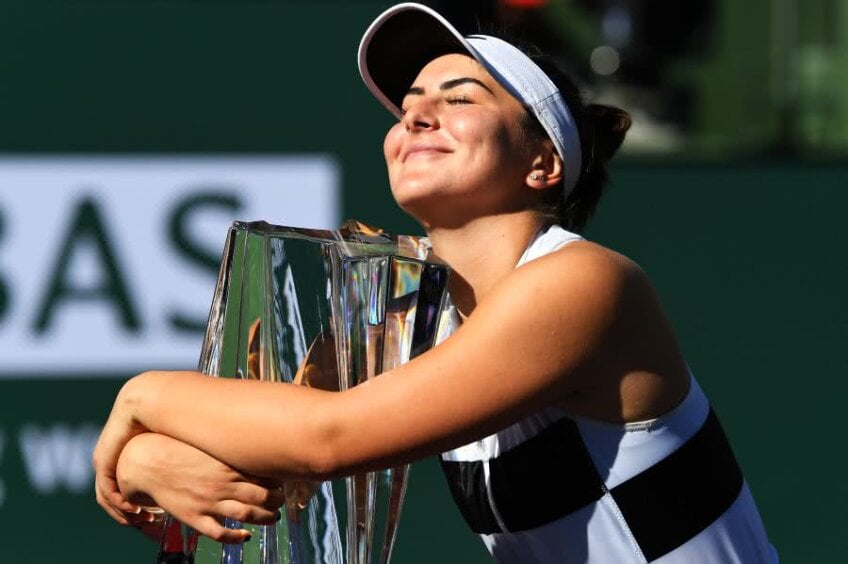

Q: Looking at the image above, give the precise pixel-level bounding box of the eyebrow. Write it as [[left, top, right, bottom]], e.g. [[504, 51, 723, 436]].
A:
[[405, 77, 495, 97]]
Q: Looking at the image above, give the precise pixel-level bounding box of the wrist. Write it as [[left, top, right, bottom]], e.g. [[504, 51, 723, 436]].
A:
[[116, 433, 159, 506], [117, 371, 168, 433]]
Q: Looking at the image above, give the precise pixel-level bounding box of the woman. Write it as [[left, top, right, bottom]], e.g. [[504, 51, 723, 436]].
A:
[[95, 4, 776, 562]]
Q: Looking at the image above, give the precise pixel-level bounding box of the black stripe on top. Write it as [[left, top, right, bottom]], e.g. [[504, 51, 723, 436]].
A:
[[440, 416, 605, 535], [611, 409, 743, 561], [439, 408, 744, 562]]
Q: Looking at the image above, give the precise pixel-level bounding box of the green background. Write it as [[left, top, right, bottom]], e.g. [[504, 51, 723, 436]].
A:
[[1, 0, 846, 562]]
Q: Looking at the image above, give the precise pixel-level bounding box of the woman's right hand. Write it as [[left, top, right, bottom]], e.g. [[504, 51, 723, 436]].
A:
[[115, 432, 286, 544]]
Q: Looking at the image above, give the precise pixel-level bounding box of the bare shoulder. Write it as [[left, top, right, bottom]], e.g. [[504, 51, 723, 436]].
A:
[[489, 240, 651, 322], [463, 240, 655, 372], [466, 240, 675, 397], [481, 240, 688, 420], [535, 240, 645, 284]]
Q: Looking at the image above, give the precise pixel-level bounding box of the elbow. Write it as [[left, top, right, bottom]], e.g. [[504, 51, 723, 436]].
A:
[[305, 443, 340, 481], [301, 399, 345, 481]]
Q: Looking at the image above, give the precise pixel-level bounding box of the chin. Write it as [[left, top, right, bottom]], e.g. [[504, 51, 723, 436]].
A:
[[390, 178, 440, 207], [397, 196, 475, 230], [393, 192, 432, 218]]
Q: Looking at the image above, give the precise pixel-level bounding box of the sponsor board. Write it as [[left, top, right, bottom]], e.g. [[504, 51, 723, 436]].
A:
[[0, 156, 340, 376], [17, 423, 100, 496], [0, 421, 99, 510]]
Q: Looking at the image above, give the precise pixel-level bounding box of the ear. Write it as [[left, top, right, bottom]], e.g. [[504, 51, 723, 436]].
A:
[[525, 141, 564, 191]]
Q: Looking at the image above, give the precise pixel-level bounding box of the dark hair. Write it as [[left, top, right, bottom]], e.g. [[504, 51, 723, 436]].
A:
[[519, 52, 631, 232]]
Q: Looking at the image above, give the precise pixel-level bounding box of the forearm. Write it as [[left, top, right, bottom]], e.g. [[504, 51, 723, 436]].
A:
[[120, 371, 338, 480]]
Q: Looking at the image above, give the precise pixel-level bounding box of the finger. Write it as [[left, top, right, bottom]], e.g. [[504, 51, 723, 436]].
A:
[[95, 482, 159, 528], [244, 477, 288, 506], [95, 487, 132, 526], [108, 490, 142, 514], [230, 483, 286, 511], [214, 500, 281, 526], [193, 515, 253, 545], [267, 486, 287, 508], [141, 506, 168, 522], [125, 508, 166, 527], [99, 500, 132, 526], [97, 474, 141, 514]]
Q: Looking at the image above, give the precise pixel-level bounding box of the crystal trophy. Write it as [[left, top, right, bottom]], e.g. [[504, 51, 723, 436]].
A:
[[155, 220, 450, 564]]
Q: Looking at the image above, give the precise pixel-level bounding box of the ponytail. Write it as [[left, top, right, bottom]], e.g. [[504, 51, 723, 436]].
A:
[[560, 103, 631, 232]]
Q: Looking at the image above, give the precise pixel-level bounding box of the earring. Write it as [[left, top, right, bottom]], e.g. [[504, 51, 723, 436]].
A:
[[530, 173, 545, 181]]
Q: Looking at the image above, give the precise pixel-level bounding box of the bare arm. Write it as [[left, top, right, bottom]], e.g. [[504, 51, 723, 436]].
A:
[[95, 243, 679, 487]]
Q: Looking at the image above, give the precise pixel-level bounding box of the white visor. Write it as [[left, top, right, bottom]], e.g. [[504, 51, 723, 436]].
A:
[[358, 2, 583, 197]]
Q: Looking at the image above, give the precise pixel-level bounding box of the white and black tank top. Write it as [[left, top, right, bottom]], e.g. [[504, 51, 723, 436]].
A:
[[436, 224, 777, 563]]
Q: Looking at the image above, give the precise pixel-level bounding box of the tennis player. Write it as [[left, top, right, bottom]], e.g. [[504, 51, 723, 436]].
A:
[[95, 4, 777, 562]]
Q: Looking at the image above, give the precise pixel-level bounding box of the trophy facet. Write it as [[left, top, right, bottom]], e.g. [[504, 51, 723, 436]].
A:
[[155, 221, 449, 564]]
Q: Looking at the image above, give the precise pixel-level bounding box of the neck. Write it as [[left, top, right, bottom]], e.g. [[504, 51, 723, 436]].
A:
[[426, 211, 546, 317]]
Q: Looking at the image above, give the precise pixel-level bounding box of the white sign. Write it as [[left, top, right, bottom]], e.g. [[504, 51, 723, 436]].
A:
[[0, 156, 340, 376]]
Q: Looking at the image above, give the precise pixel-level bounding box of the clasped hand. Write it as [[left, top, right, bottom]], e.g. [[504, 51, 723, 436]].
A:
[[93, 377, 285, 544]]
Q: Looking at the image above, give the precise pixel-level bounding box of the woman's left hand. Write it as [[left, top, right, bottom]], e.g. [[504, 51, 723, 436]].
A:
[[115, 432, 285, 543]]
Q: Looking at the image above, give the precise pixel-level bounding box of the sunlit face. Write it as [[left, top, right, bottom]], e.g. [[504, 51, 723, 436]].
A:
[[383, 53, 537, 227]]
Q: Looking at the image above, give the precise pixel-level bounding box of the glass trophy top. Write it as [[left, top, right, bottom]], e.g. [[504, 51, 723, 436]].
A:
[[230, 219, 442, 263]]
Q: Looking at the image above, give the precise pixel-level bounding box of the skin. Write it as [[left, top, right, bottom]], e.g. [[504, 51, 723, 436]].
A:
[[93, 54, 690, 543]]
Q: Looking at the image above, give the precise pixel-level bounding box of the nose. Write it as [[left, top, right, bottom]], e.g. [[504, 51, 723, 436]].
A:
[[402, 99, 439, 132]]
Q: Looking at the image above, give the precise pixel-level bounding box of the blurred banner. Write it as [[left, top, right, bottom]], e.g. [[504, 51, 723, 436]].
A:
[[0, 156, 339, 375], [0, 154, 342, 562]]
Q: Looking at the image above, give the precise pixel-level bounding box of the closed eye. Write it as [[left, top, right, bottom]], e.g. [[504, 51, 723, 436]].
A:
[[447, 94, 472, 105], [401, 76, 493, 116]]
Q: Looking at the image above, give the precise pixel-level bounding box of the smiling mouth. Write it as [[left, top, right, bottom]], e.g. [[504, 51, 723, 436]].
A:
[[403, 146, 452, 162]]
